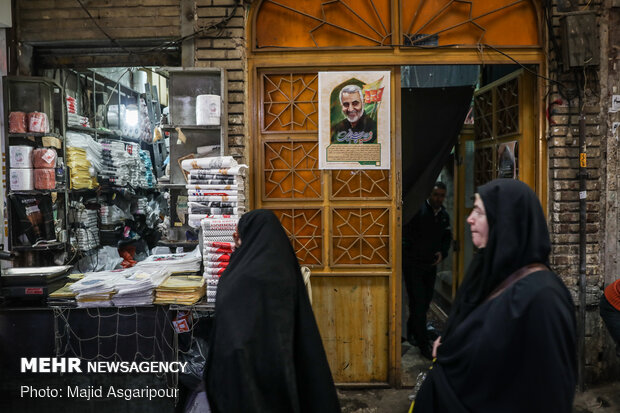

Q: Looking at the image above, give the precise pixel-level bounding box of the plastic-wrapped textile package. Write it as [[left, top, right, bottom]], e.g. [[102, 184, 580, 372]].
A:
[[9, 112, 27, 133], [34, 169, 56, 190], [32, 148, 57, 168], [10, 194, 56, 244], [27, 112, 50, 133]]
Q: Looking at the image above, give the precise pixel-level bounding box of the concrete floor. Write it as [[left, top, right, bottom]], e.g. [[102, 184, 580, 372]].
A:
[[338, 299, 620, 413], [338, 381, 620, 413]]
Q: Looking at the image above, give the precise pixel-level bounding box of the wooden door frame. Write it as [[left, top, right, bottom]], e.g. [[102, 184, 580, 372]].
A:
[[247, 2, 548, 386]]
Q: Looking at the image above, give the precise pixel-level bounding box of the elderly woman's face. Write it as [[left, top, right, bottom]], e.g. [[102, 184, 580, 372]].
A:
[[466, 194, 489, 248], [232, 225, 242, 248]]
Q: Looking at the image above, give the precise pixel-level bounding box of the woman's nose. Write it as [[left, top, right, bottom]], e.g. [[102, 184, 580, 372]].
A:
[[466, 213, 474, 225]]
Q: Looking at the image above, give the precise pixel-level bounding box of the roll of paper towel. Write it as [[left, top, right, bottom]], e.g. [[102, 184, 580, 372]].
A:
[[196, 94, 221, 126], [10, 168, 34, 190], [10, 146, 33, 168]]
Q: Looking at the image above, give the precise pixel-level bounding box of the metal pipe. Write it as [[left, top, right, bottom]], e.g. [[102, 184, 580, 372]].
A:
[[577, 113, 587, 391]]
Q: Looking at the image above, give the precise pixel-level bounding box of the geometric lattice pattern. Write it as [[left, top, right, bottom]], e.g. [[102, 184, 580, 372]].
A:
[[262, 73, 318, 132], [474, 145, 494, 188], [331, 170, 390, 199], [272, 208, 323, 266], [496, 77, 519, 136], [264, 141, 322, 199], [331, 208, 390, 266], [474, 89, 493, 141]]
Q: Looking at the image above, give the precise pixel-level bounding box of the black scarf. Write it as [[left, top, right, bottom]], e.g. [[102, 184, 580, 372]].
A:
[[204, 209, 340, 413], [442, 179, 551, 339], [413, 179, 576, 413]]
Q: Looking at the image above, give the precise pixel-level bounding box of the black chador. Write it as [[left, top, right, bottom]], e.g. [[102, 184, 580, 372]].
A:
[[205, 209, 341, 413], [414, 179, 577, 413]]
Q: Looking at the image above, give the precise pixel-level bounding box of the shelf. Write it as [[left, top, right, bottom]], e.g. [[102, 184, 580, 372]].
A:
[[157, 240, 199, 248], [9, 189, 67, 195], [8, 132, 61, 138], [66, 125, 147, 145], [12, 241, 66, 251], [161, 124, 221, 130], [156, 183, 186, 189], [66, 125, 96, 134]]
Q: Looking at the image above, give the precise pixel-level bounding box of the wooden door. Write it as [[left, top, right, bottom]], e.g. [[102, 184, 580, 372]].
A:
[[253, 70, 398, 384]]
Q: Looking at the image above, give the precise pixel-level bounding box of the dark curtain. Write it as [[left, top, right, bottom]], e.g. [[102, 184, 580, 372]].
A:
[[401, 86, 475, 224]]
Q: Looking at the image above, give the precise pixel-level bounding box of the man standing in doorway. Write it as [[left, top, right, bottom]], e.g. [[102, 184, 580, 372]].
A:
[[402, 181, 452, 359], [331, 84, 378, 144]]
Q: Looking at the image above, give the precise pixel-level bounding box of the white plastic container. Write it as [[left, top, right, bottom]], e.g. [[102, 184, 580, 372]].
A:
[[9, 146, 33, 168], [196, 94, 221, 126], [10, 168, 34, 190]]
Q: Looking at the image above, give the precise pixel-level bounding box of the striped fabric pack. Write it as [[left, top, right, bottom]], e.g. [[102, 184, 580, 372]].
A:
[[188, 156, 248, 304]]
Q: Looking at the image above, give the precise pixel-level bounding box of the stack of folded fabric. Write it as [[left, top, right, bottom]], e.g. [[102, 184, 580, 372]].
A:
[[100, 139, 135, 187], [202, 235, 236, 303], [134, 248, 202, 275], [73, 208, 100, 252], [181, 156, 247, 224], [66, 96, 91, 127], [69, 271, 124, 307], [47, 282, 78, 307], [112, 267, 170, 307], [139, 150, 155, 188], [67, 132, 102, 189], [153, 275, 206, 305]]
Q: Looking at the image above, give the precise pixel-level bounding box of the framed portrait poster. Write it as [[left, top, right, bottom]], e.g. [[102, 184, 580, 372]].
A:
[[318, 71, 391, 169]]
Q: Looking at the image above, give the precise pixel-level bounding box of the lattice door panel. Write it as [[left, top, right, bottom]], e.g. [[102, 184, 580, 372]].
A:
[[271, 208, 323, 267], [264, 141, 322, 199], [496, 78, 520, 136], [474, 89, 493, 140], [262, 73, 318, 132], [331, 170, 390, 199], [331, 208, 390, 266], [474, 145, 494, 188]]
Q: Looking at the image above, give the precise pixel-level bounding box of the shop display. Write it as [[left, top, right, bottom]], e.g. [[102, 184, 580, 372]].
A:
[[34, 168, 56, 190], [9, 145, 33, 168], [196, 94, 221, 126], [10, 194, 56, 245], [154, 275, 206, 305], [8, 111, 27, 133], [9, 168, 34, 190], [27, 111, 50, 133], [32, 147, 57, 168]]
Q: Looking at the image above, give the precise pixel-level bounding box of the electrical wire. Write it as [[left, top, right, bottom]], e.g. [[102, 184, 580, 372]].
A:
[[74, 0, 242, 56]]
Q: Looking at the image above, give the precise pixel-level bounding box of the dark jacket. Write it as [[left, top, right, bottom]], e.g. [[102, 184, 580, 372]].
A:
[[331, 112, 377, 144], [403, 200, 451, 264]]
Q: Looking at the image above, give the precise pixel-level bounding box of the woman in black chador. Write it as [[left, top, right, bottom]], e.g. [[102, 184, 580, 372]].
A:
[[414, 179, 577, 413], [204, 209, 341, 413]]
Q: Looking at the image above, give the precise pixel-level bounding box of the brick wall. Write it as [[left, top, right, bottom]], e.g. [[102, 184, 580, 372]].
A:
[[194, 0, 248, 165], [547, 0, 620, 381]]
